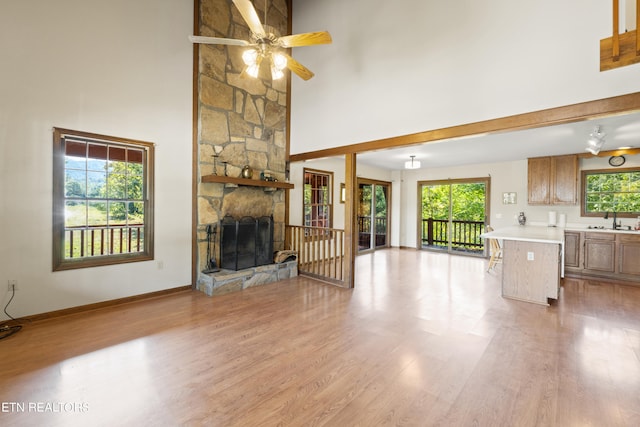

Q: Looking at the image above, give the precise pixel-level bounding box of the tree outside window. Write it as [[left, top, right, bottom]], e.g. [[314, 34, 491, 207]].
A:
[[53, 128, 154, 271], [581, 168, 640, 217]]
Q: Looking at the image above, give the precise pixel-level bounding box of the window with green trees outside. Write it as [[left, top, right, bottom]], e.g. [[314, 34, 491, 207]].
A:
[[581, 167, 640, 217], [52, 128, 154, 271]]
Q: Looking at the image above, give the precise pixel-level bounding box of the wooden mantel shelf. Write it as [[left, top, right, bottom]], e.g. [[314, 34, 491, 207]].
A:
[[201, 174, 294, 189]]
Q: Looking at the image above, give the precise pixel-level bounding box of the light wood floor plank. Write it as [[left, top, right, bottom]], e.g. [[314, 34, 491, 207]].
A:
[[1, 248, 640, 426]]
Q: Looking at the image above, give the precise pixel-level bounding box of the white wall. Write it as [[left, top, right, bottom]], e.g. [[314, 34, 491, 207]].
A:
[[0, 0, 193, 318], [397, 155, 640, 248], [290, 0, 640, 154]]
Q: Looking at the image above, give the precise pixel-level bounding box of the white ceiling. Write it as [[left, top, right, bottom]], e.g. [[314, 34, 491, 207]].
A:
[[356, 111, 640, 170]]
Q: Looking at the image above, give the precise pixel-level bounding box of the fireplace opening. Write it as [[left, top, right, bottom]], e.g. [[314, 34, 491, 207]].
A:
[[220, 215, 274, 271]]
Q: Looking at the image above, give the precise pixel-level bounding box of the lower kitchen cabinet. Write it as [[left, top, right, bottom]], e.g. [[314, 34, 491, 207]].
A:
[[564, 231, 581, 268], [564, 231, 640, 283], [619, 234, 640, 276], [583, 232, 616, 273], [503, 240, 561, 305]]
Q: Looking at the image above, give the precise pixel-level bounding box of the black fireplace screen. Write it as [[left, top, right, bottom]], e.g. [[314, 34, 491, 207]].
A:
[[220, 215, 274, 270]]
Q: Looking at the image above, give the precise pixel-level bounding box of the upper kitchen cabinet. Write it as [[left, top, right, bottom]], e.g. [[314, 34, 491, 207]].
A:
[[527, 154, 578, 205], [528, 156, 551, 204]]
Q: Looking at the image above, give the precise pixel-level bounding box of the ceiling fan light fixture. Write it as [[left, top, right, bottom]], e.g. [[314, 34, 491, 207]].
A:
[[271, 65, 284, 80], [242, 48, 259, 66], [189, 0, 332, 81], [272, 52, 287, 70], [404, 156, 421, 169], [246, 63, 260, 78]]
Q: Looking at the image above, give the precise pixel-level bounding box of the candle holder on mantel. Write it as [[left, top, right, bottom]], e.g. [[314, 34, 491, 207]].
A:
[[212, 154, 219, 175]]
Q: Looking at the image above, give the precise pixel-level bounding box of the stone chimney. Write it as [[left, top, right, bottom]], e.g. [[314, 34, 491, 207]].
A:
[[196, 0, 289, 273]]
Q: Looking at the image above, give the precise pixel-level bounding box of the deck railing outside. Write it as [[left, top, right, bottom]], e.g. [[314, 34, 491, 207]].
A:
[[65, 224, 144, 259], [286, 225, 345, 286], [421, 218, 485, 252], [358, 216, 388, 249], [358, 216, 387, 234]]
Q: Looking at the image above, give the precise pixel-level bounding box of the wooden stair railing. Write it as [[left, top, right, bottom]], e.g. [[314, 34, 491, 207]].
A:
[[601, 0, 640, 71]]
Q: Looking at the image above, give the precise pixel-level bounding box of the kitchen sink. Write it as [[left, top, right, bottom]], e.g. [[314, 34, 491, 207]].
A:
[[585, 226, 637, 232]]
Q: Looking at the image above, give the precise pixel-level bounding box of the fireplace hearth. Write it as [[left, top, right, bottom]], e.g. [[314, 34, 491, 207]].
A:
[[220, 215, 273, 271]]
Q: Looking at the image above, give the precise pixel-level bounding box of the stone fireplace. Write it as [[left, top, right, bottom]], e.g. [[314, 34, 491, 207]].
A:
[[220, 215, 273, 271], [195, 0, 291, 294]]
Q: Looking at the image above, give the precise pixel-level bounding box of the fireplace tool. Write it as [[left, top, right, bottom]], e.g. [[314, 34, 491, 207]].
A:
[[203, 223, 219, 273]]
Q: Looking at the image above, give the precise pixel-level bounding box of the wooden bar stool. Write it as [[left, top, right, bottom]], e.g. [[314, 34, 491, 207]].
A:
[[486, 226, 503, 271]]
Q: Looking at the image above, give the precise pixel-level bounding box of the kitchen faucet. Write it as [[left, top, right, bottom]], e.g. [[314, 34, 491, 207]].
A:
[[604, 211, 620, 230]]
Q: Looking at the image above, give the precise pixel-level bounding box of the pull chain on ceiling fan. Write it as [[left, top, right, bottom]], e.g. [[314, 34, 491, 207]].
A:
[[189, 0, 332, 80]]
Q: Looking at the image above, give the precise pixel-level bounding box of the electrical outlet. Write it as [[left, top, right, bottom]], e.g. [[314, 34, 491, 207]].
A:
[[527, 252, 534, 261], [157, 261, 164, 270], [7, 280, 17, 291]]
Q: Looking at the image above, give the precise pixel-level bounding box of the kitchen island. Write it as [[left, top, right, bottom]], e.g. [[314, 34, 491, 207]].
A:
[[481, 226, 564, 306]]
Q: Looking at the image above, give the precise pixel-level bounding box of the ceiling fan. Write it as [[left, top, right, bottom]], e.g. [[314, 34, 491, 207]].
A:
[[189, 0, 332, 81]]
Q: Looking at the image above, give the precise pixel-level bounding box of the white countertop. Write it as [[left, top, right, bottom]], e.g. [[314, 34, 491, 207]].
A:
[[565, 226, 640, 235], [481, 225, 565, 244]]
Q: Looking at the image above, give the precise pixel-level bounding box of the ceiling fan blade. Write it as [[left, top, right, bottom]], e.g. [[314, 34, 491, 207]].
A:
[[282, 53, 314, 80], [189, 35, 249, 46], [232, 0, 266, 37], [279, 31, 332, 48]]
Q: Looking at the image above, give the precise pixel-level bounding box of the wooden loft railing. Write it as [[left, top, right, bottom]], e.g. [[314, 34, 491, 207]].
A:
[[601, 0, 640, 70]]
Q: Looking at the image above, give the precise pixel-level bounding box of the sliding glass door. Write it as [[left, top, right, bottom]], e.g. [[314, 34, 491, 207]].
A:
[[358, 179, 390, 252], [420, 178, 489, 256]]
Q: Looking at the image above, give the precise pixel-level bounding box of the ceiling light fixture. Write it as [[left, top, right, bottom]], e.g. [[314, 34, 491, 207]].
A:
[[405, 155, 421, 169], [585, 125, 606, 155], [238, 1, 289, 80], [270, 52, 287, 80], [241, 46, 287, 80], [189, 0, 332, 81]]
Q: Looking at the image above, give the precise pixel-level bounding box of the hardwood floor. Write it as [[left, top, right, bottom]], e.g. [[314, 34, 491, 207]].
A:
[[1, 248, 639, 426]]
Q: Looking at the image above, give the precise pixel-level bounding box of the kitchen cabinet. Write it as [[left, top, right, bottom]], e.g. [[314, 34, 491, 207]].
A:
[[618, 234, 640, 276], [483, 226, 563, 306], [527, 155, 578, 205], [502, 239, 561, 305], [564, 231, 581, 268], [527, 157, 551, 204], [564, 231, 640, 283], [583, 232, 616, 273]]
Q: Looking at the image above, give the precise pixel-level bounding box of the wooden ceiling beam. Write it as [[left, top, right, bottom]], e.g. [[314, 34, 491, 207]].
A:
[[290, 92, 640, 162]]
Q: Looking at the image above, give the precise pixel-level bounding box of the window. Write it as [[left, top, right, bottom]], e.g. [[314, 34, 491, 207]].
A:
[[52, 128, 154, 271], [581, 167, 640, 217], [303, 169, 333, 228]]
